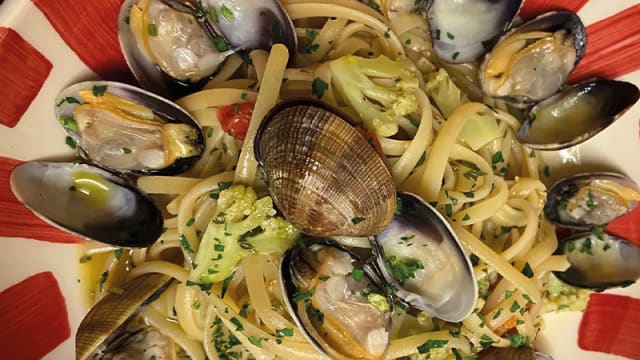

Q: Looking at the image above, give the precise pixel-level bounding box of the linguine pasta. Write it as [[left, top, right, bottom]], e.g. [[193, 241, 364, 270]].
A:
[[83, 1, 570, 358]]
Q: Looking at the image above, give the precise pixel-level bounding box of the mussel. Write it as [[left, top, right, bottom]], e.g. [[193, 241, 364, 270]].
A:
[[516, 79, 640, 150], [76, 273, 172, 359], [544, 172, 640, 230], [10, 162, 163, 247], [55, 81, 204, 175], [425, 0, 523, 63], [554, 232, 640, 290], [372, 192, 477, 322], [480, 11, 586, 104], [280, 240, 393, 360], [254, 100, 397, 237]]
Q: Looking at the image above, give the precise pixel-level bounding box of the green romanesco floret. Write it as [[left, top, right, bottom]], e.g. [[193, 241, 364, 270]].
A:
[[329, 54, 419, 137], [542, 272, 590, 313], [190, 185, 299, 284]]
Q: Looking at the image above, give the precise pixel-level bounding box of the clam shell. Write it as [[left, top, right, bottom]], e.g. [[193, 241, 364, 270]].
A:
[[55, 81, 205, 175], [255, 100, 396, 237], [76, 273, 172, 360]]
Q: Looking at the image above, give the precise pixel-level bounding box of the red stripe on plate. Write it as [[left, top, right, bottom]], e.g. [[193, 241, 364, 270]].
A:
[[605, 206, 640, 248], [570, 5, 640, 83], [0, 27, 52, 128], [0, 157, 81, 244], [579, 293, 640, 360], [0, 272, 70, 360], [32, 0, 133, 82], [519, 0, 588, 20]]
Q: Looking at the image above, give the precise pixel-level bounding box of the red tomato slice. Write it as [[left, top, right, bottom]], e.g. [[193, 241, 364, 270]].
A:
[[217, 101, 254, 140]]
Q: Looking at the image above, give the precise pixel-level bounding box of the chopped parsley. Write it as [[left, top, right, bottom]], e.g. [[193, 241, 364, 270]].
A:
[[79, 254, 92, 263], [352, 268, 365, 282], [114, 248, 123, 260], [58, 116, 78, 130], [462, 213, 471, 221], [186, 217, 196, 227], [510, 300, 521, 313], [92, 84, 108, 97], [492, 151, 504, 164], [586, 190, 597, 209], [56, 96, 80, 106], [303, 43, 320, 54], [98, 270, 109, 291], [293, 288, 315, 302], [480, 334, 494, 349], [276, 328, 294, 337], [213, 36, 230, 52], [446, 32, 455, 40], [220, 5, 234, 22], [311, 78, 329, 99], [521, 262, 534, 278], [65, 136, 77, 149], [417, 339, 449, 353], [580, 237, 593, 255], [452, 51, 460, 60], [305, 28, 318, 41], [180, 234, 193, 253], [319, 276, 330, 281], [121, 147, 132, 154], [220, 271, 235, 298], [351, 216, 366, 224], [387, 256, 424, 285], [230, 317, 244, 331], [147, 23, 158, 36], [218, 181, 233, 191]]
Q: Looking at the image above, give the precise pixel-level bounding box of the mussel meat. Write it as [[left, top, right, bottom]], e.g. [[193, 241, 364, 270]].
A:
[[10, 162, 163, 247], [517, 79, 640, 150], [281, 241, 393, 360], [554, 232, 640, 290], [254, 100, 397, 237], [55, 81, 204, 175], [425, 0, 523, 63], [480, 11, 586, 104], [544, 172, 640, 230], [373, 192, 477, 322], [119, 0, 232, 97]]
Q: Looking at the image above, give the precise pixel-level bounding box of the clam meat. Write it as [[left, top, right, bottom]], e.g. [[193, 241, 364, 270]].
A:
[[425, 0, 523, 63], [555, 232, 640, 290], [119, 0, 231, 96], [517, 79, 640, 150], [544, 172, 640, 230], [55, 81, 204, 175], [480, 11, 586, 103], [10, 161, 163, 247], [281, 241, 392, 360], [76, 273, 173, 359], [373, 192, 477, 322], [254, 100, 396, 237]]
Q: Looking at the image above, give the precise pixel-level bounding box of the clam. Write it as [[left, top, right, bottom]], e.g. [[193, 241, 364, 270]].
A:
[[517, 79, 640, 150], [10, 162, 163, 247], [480, 11, 586, 104], [254, 100, 397, 237], [55, 81, 204, 175], [372, 192, 477, 322], [425, 0, 523, 63], [119, 0, 232, 98], [76, 273, 172, 359], [554, 232, 640, 290], [544, 172, 640, 230], [280, 240, 393, 360]]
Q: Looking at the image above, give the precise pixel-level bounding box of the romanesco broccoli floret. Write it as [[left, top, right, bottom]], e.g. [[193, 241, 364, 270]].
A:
[[329, 54, 419, 137], [190, 185, 299, 284], [425, 68, 469, 118], [542, 272, 590, 313]]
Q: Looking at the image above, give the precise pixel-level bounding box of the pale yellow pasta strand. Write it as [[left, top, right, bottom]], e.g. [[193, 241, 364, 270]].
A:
[[462, 313, 511, 348], [452, 223, 541, 303], [418, 102, 489, 201], [177, 88, 258, 112], [499, 198, 539, 261], [249, 49, 269, 84], [205, 53, 245, 88], [391, 88, 433, 185], [387, 331, 472, 358], [175, 283, 205, 342], [128, 260, 189, 283], [137, 176, 201, 194], [234, 44, 289, 185]]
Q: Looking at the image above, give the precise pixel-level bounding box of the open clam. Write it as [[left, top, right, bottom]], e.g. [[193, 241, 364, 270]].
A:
[[280, 240, 393, 360], [118, 0, 232, 98], [517, 79, 640, 150], [10, 162, 163, 247], [254, 100, 397, 237], [480, 10, 586, 104], [544, 172, 640, 230], [76, 273, 172, 359], [372, 192, 477, 322], [425, 0, 523, 63], [554, 232, 640, 290], [55, 81, 204, 175]]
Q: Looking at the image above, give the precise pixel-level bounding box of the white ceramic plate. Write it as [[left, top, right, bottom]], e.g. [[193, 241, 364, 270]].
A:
[[0, 0, 638, 359]]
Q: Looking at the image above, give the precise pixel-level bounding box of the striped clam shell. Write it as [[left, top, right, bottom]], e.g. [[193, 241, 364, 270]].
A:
[[254, 100, 396, 237]]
